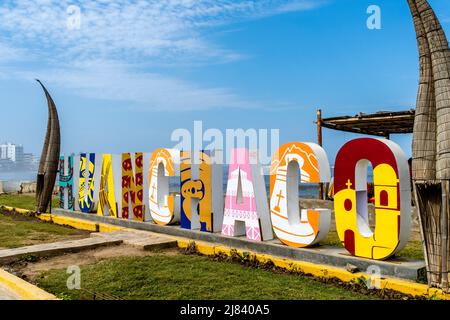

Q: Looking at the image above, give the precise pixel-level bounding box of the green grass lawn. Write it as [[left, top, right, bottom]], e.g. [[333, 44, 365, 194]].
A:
[[35, 254, 379, 300], [0, 211, 89, 249], [0, 194, 58, 211]]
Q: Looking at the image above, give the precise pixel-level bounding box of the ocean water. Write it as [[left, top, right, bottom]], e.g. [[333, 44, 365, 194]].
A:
[[0, 171, 37, 193], [0, 171, 37, 182], [0, 169, 320, 198], [169, 177, 319, 199], [169, 166, 320, 199]]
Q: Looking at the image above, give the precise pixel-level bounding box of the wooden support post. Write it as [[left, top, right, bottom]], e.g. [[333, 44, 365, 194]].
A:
[[317, 109, 324, 200], [414, 183, 432, 287], [317, 109, 323, 146], [442, 180, 449, 291]]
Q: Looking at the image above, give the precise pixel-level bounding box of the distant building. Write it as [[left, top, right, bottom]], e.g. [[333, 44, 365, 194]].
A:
[[0, 143, 37, 171], [0, 142, 23, 162], [23, 153, 36, 165], [23, 153, 37, 164]]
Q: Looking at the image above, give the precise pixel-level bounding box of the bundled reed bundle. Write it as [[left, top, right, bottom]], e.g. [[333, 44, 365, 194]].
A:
[[35, 80, 61, 214], [408, 0, 450, 291]]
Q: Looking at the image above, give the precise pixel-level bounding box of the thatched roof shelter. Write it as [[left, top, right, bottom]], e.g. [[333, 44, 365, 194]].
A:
[[317, 109, 415, 139], [316, 109, 415, 198], [314, 109, 414, 201]]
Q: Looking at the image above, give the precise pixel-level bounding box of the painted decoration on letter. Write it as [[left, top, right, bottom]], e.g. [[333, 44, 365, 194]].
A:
[[58, 154, 74, 210], [180, 150, 223, 232], [98, 154, 119, 218], [121, 153, 144, 221], [222, 149, 273, 241], [148, 149, 180, 225], [270, 142, 331, 248], [334, 138, 411, 260], [78, 153, 97, 213]]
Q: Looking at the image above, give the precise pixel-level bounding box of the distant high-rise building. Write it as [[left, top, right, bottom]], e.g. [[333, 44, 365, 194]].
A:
[[0, 143, 23, 162], [23, 153, 35, 165], [0, 143, 37, 171]]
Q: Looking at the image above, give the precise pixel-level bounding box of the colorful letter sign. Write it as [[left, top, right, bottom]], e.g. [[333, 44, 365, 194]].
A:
[[52, 136, 415, 264], [121, 153, 145, 221], [222, 149, 273, 241], [98, 154, 119, 218], [334, 138, 411, 260], [148, 149, 180, 225], [180, 151, 223, 232], [58, 154, 74, 210], [78, 153, 97, 213], [270, 142, 331, 248]]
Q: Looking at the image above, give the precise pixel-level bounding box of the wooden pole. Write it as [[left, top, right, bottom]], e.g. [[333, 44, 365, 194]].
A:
[[442, 180, 449, 291], [317, 109, 323, 146], [414, 183, 432, 286], [317, 109, 324, 200]]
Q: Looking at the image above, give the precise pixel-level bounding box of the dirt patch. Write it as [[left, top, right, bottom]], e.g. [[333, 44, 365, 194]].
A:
[[1, 209, 41, 220], [6, 244, 180, 281]]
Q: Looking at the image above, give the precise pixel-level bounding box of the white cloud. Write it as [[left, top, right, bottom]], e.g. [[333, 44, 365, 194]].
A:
[[0, 42, 26, 61], [0, 0, 322, 63], [18, 59, 259, 111], [0, 0, 324, 111]]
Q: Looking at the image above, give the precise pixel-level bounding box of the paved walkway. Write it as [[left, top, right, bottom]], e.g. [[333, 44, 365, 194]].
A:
[[0, 230, 177, 264], [0, 237, 123, 264], [0, 283, 19, 300], [91, 230, 178, 250]]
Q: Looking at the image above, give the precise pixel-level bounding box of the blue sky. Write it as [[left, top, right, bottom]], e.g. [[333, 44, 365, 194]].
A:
[[0, 0, 449, 163]]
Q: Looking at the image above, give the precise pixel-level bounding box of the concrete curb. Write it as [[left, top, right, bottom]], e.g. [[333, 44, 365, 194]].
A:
[[0, 269, 57, 300], [1, 206, 123, 233], [0, 238, 124, 264]]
